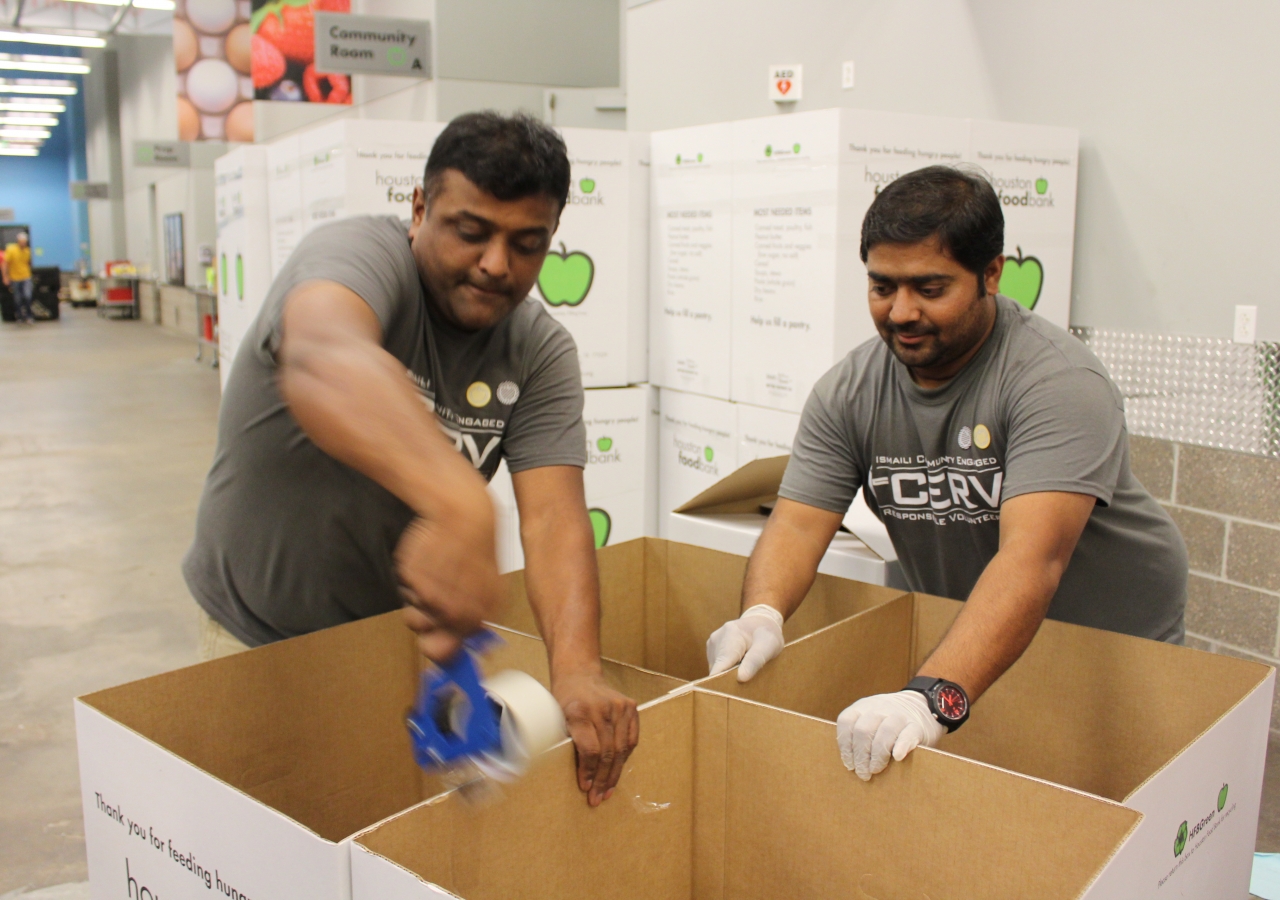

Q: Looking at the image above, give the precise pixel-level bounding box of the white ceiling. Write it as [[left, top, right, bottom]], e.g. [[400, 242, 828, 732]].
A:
[[1, 0, 172, 37]]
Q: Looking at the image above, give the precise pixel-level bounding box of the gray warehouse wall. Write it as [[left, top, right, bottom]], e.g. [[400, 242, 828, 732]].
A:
[[627, 0, 1280, 341]]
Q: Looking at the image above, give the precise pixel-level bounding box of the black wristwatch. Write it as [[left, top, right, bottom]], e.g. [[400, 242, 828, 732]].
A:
[[905, 676, 970, 733]]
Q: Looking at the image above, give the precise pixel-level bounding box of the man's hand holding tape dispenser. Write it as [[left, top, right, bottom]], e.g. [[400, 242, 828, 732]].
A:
[[183, 112, 636, 807]]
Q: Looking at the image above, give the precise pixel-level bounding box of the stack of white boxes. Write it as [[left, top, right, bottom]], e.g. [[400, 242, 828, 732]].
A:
[[213, 145, 271, 390]]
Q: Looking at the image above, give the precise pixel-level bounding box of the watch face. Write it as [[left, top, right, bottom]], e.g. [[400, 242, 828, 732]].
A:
[[934, 684, 968, 722]]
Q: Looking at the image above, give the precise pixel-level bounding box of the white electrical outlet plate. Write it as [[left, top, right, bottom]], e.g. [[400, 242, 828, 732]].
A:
[[768, 63, 802, 101], [1234, 305, 1258, 344], [842, 60, 855, 90]]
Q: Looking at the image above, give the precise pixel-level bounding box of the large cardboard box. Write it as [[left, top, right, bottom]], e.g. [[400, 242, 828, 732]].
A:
[[349, 689, 1145, 900], [491, 537, 904, 682], [213, 145, 270, 391], [535, 128, 649, 387], [649, 122, 734, 399], [266, 134, 303, 279], [668, 455, 903, 588], [76, 613, 681, 900], [729, 108, 970, 413], [488, 385, 659, 573], [699, 593, 1276, 898], [967, 118, 1079, 328], [299, 119, 444, 237]]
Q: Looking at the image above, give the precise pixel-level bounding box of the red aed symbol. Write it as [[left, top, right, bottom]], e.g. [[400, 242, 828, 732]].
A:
[[776, 79, 792, 95]]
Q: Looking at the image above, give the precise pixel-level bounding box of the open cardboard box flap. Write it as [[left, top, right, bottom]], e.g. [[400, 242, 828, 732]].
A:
[[492, 537, 905, 682], [78, 610, 682, 845], [352, 690, 1142, 900], [672, 454, 788, 516]]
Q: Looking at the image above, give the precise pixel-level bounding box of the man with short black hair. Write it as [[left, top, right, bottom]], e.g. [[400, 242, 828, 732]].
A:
[[706, 165, 1187, 780], [185, 112, 636, 806]]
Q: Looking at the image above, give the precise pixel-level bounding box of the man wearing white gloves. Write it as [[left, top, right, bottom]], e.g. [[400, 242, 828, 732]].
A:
[[707, 166, 1188, 780]]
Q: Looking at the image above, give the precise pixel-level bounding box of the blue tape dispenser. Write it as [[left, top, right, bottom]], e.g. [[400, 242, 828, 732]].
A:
[[406, 629, 566, 794]]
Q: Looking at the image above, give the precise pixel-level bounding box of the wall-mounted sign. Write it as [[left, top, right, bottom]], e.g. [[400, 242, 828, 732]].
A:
[[0, 208, 13, 222], [768, 63, 802, 102], [70, 181, 110, 200], [314, 12, 431, 78], [135, 141, 191, 167]]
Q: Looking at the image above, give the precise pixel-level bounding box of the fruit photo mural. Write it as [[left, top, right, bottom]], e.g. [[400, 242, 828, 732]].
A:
[[251, 0, 352, 105], [588, 508, 611, 549], [999, 246, 1044, 311], [537, 242, 594, 307], [175, 0, 256, 142]]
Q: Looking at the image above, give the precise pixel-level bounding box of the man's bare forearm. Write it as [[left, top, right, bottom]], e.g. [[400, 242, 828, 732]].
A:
[[742, 498, 844, 618], [514, 468, 603, 680]]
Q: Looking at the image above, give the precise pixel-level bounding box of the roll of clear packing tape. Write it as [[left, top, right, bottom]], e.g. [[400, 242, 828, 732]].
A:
[[473, 670, 567, 782]]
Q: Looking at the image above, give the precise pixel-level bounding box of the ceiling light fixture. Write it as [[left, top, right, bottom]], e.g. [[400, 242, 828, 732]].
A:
[[0, 54, 91, 75], [0, 30, 107, 49], [0, 99, 66, 111], [0, 79, 78, 95], [0, 126, 52, 139], [133, 0, 178, 9], [0, 114, 58, 126], [0, 146, 40, 156]]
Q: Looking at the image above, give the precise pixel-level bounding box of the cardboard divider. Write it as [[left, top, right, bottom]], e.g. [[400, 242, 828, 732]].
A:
[[82, 611, 679, 844], [352, 690, 1142, 900], [491, 537, 906, 682]]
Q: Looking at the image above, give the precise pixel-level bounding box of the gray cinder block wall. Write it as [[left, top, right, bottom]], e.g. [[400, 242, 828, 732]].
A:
[[1129, 436, 1280, 731]]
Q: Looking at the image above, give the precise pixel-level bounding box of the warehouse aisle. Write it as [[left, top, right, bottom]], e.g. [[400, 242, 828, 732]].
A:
[[0, 311, 219, 893]]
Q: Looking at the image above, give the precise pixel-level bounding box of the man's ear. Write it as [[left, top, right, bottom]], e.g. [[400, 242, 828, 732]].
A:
[[409, 185, 428, 237], [984, 256, 1005, 297]]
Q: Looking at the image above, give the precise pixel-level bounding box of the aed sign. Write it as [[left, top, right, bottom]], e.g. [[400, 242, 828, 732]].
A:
[[768, 63, 802, 102], [314, 13, 432, 78]]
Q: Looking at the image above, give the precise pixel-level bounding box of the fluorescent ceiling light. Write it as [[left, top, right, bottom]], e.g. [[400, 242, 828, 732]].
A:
[[0, 114, 58, 126], [0, 31, 107, 49], [0, 79, 78, 95], [0, 146, 39, 156], [0, 99, 66, 111], [0, 126, 51, 138], [133, 0, 178, 9], [0, 54, 90, 75]]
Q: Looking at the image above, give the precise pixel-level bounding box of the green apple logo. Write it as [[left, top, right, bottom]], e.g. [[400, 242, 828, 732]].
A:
[[1218, 783, 1229, 811], [1035, 178, 1048, 195], [235, 253, 244, 301], [697, 152, 703, 162], [538, 243, 594, 307], [676, 154, 682, 164], [387, 46, 406, 66], [596, 437, 612, 452], [1174, 820, 1188, 857], [588, 508, 611, 549], [999, 246, 1044, 311], [792, 143, 800, 153], [704, 446, 714, 462], [765, 145, 772, 157], [579, 178, 595, 194], [220, 254, 227, 296]]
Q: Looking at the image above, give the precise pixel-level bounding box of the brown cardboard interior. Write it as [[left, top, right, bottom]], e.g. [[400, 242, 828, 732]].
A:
[[492, 537, 905, 681], [356, 690, 1141, 900], [79, 612, 682, 843], [698, 593, 1273, 803]]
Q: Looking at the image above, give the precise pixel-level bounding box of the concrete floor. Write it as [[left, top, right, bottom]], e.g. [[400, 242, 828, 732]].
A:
[[2, 307, 1280, 895], [0, 309, 218, 893]]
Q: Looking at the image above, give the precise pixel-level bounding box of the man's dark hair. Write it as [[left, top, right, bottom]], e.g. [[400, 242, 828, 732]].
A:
[[424, 111, 571, 212], [860, 165, 1004, 278]]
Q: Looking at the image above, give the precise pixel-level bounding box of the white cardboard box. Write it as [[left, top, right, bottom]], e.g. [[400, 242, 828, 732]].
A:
[[266, 135, 303, 280], [534, 128, 649, 387], [490, 385, 659, 573], [648, 122, 735, 399], [967, 118, 1079, 329], [75, 614, 680, 900], [299, 119, 443, 237], [729, 108, 970, 413], [656, 387, 739, 537], [214, 145, 270, 391]]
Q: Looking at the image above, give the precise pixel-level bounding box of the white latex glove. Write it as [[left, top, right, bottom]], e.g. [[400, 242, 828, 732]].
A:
[[705, 604, 785, 682], [836, 690, 947, 781]]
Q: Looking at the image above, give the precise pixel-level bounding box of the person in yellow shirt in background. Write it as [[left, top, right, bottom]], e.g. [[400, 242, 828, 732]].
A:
[[2, 232, 35, 324]]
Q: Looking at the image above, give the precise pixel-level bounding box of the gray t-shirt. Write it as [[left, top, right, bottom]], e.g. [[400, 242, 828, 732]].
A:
[[184, 215, 587, 646], [780, 296, 1187, 640]]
